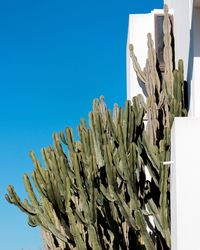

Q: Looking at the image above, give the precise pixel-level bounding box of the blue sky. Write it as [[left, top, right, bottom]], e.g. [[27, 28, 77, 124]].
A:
[[0, 0, 163, 249]]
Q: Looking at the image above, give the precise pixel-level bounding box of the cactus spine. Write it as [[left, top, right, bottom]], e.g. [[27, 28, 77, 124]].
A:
[[6, 4, 187, 249]]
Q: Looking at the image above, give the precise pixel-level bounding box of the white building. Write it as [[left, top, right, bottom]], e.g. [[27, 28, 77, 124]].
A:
[[126, 1, 200, 249]]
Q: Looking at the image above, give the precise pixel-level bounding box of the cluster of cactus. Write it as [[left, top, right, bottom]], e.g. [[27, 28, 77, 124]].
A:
[[5, 5, 187, 250]]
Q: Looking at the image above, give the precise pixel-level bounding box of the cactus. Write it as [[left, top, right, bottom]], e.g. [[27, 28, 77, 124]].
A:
[[5, 4, 187, 250]]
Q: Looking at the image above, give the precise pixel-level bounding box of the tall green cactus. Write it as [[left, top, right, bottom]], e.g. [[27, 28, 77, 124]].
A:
[[5, 4, 187, 250]]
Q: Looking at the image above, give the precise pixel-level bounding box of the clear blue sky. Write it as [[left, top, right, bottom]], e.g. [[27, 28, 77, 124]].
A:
[[0, 0, 163, 249]]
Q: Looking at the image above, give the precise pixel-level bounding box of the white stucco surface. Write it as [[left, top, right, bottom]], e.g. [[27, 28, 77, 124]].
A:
[[171, 117, 200, 250], [126, 11, 155, 100], [127, 9, 167, 100], [127, 1, 200, 115], [165, 0, 192, 78], [165, 0, 200, 117]]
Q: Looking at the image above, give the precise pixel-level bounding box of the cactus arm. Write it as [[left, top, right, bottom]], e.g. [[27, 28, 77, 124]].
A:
[[147, 33, 161, 93], [135, 210, 154, 250], [129, 44, 146, 83], [163, 4, 174, 96]]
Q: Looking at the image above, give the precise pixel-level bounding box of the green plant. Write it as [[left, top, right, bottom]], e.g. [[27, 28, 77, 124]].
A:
[[5, 5, 187, 250]]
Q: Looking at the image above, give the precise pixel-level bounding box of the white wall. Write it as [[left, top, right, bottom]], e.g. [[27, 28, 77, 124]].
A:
[[126, 12, 154, 100], [127, 9, 164, 100], [127, 2, 200, 115], [171, 117, 200, 250], [165, 0, 200, 117], [164, 0, 192, 79], [127, 0, 200, 116]]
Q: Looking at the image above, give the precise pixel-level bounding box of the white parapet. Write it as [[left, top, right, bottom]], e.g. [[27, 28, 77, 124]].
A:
[[171, 117, 200, 250]]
